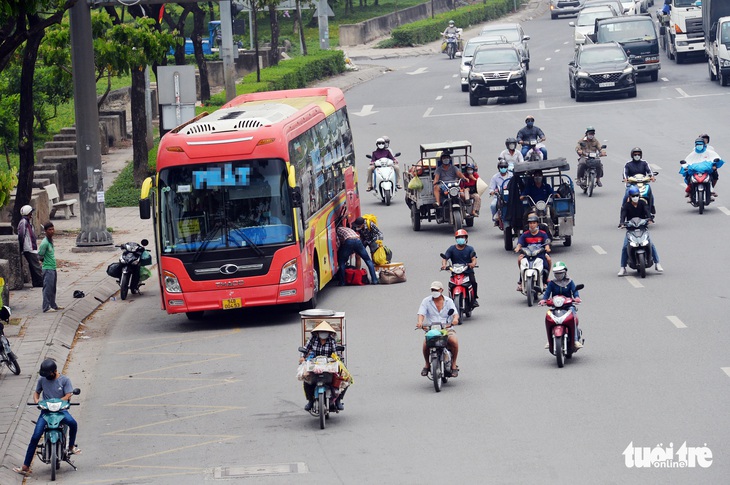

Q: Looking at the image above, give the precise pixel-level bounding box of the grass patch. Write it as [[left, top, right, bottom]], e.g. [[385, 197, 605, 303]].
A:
[[105, 139, 158, 207]]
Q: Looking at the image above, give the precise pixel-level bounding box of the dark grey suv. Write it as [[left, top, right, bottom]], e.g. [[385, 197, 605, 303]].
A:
[[467, 44, 527, 106], [568, 42, 637, 102]]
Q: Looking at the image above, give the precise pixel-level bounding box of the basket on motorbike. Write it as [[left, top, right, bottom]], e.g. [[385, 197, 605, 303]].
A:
[[425, 330, 449, 348], [553, 197, 572, 217]]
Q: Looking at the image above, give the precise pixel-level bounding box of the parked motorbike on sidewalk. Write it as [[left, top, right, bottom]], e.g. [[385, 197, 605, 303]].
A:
[[440, 252, 477, 322], [297, 346, 346, 430], [419, 309, 455, 393], [28, 388, 81, 481], [577, 145, 606, 197], [366, 152, 401, 206], [620, 217, 654, 278], [106, 239, 151, 300], [519, 244, 548, 307], [625, 172, 657, 214], [541, 285, 584, 368], [0, 305, 20, 375]]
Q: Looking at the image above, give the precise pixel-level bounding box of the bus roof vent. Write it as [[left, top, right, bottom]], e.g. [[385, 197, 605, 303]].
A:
[[233, 118, 265, 129], [183, 123, 216, 135], [181, 104, 299, 135]]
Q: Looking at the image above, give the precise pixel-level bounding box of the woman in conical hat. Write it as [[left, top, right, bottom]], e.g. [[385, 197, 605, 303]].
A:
[[299, 320, 345, 412], [312, 320, 336, 334]]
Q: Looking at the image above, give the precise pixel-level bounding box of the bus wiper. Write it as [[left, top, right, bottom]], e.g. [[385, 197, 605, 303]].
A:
[[192, 221, 223, 263], [228, 221, 265, 258]]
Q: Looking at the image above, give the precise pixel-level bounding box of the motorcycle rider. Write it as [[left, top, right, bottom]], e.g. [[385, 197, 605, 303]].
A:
[[416, 281, 460, 377], [681, 136, 722, 197], [540, 261, 582, 349], [514, 213, 552, 292], [618, 186, 663, 276], [433, 151, 468, 208], [623, 147, 656, 212], [460, 162, 482, 217], [367, 137, 402, 191], [489, 158, 513, 225], [520, 170, 558, 204], [15, 358, 81, 477], [441, 229, 479, 307], [575, 126, 606, 187], [499, 137, 524, 169], [443, 19, 459, 36], [516, 115, 547, 160], [299, 321, 346, 411]]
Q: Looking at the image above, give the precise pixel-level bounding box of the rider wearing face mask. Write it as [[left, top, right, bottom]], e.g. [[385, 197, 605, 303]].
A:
[[617, 186, 663, 276], [514, 214, 552, 291], [499, 137, 524, 168], [516, 116, 547, 159], [681, 137, 723, 198], [441, 229, 479, 305], [416, 281, 460, 378], [367, 137, 401, 191], [623, 147, 656, 212], [539, 261, 582, 350], [433, 150, 468, 207], [576, 126, 606, 187], [460, 163, 481, 217], [489, 159, 513, 225], [300, 321, 346, 411]]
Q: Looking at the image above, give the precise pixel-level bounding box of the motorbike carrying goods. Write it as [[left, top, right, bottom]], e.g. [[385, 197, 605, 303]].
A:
[[377, 262, 406, 284], [408, 176, 424, 191]]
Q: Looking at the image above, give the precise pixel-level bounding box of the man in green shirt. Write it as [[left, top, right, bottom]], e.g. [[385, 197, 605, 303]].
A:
[[38, 222, 63, 313]]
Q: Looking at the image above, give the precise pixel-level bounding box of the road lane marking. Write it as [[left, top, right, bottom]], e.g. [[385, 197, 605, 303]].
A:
[[723, 368, 730, 378], [540, 67, 545, 71], [407, 67, 428, 75], [453, 74, 458, 77], [545, 57, 551, 61], [719, 206, 730, 215], [554, 49, 560, 53], [537, 78, 543, 82], [626, 276, 644, 288], [536, 88, 543, 93], [539, 100, 546, 109], [661, 77, 669, 81], [436, 95, 442, 100], [444, 85, 450, 90], [592, 245, 606, 254], [675, 88, 689, 97], [424, 107, 434, 117], [667, 316, 687, 328], [352, 104, 378, 117]]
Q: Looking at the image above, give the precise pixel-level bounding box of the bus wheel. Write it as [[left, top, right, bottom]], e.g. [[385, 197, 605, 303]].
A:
[[302, 265, 319, 310]]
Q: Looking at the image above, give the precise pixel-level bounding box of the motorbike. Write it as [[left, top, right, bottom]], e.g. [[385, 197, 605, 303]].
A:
[[28, 388, 81, 481], [684, 166, 713, 214], [524, 139, 546, 161], [621, 217, 654, 278], [519, 243, 548, 307], [438, 180, 473, 232], [443, 30, 462, 59], [577, 144, 606, 197], [419, 309, 455, 392], [542, 284, 585, 368], [297, 345, 345, 430], [0, 305, 20, 375], [365, 152, 401, 206], [107, 239, 150, 300], [625, 172, 657, 214], [440, 252, 478, 322]]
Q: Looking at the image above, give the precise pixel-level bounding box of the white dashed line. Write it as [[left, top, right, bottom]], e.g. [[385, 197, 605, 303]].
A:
[[545, 57, 552, 61], [661, 77, 669, 82], [536, 88, 543, 93], [592, 245, 607, 255], [667, 316, 687, 328], [537, 78, 543, 82], [723, 368, 730, 378], [423, 107, 434, 117], [436, 95, 443, 100], [444, 85, 450, 90], [626, 276, 644, 288], [555, 49, 560, 53], [675, 88, 689, 97], [539, 100, 545, 110], [719, 206, 730, 216], [540, 67, 545, 71], [453, 74, 458, 78]]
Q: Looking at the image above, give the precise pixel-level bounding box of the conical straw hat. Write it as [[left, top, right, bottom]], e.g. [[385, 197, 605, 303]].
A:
[[312, 320, 336, 334]]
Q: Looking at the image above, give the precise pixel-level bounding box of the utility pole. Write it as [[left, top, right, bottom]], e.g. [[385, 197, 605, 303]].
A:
[[69, 0, 112, 247], [220, 0, 237, 102]]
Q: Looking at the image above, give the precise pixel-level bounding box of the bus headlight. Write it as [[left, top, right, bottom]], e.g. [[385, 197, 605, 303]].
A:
[[164, 270, 182, 293], [280, 259, 298, 284]]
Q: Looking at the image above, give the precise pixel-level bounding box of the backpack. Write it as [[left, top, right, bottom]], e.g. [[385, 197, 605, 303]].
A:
[[361, 213, 378, 230], [344, 267, 369, 285]]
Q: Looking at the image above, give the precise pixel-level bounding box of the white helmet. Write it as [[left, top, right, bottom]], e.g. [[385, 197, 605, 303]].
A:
[[20, 205, 33, 216], [382, 136, 390, 148], [376, 137, 386, 147]]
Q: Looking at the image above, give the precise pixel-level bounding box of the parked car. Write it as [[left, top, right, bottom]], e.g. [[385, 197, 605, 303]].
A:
[[467, 44, 527, 106], [582, 0, 624, 15], [549, 0, 586, 19], [570, 5, 618, 45], [479, 23, 531, 70], [568, 41, 637, 101], [459, 35, 509, 92]]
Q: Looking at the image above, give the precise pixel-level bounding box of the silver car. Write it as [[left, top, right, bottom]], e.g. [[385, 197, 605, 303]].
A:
[[549, 0, 586, 20], [480, 23, 531, 70], [460, 35, 509, 91]]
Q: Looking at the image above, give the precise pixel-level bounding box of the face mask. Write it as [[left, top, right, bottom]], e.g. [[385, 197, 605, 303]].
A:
[[499, 167, 508, 174], [631, 196, 639, 203], [467, 169, 474, 174], [554, 272, 566, 281], [456, 237, 466, 245], [318, 332, 330, 340], [377, 143, 385, 149], [587, 134, 594, 140], [431, 291, 441, 299], [632, 155, 641, 161], [508, 143, 516, 150], [442, 159, 451, 165], [534, 177, 543, 184], [526, 122, 534, 128], [695, 144, 705, 153]]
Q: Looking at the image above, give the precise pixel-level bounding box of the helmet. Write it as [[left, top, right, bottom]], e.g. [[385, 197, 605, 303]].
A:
[[552, 261, 567, 273], [39, 358, 57, 379], [505, 137, 517, 148], [699, 133, 710, 143], [0, 305, 10, 322], [20, 205, 33, 216], [498, 159, 509, 169], [375, 137, 385, 147], [525, 115, 535, 123], [695, 137, 706, 146], [527, 214, 539, 223], [585, 126, 595, 134], [628, 186, 640, 196], [455, 229, 468, 238], [382, 135, 390, 147], [465, 162, 476, 171], [630, 147, 642, 157], [448, 20, 455, 26]]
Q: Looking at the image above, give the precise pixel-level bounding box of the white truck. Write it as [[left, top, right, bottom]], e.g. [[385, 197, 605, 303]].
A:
[[703, 0, 730, 85], [657, 0, 705, 63]]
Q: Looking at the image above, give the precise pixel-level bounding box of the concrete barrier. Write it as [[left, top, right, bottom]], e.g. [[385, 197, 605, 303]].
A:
[[37, 156, 78, 193], [99, 110, 128, 141], [44, 141, 77, 151], [0, 237, 25, 290], [36, 147, 74, 163], [33, 171, 63, 197]]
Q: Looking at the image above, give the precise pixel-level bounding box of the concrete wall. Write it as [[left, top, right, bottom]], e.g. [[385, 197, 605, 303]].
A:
[[339, 0, 453, 46]]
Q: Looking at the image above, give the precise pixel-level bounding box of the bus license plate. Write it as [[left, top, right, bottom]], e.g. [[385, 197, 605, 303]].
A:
[[599, 82, 615, 88], [222, 298, 242, 310]]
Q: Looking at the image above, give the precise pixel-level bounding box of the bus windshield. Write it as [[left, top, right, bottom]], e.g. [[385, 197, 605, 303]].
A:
[[158, 158, 295, 254]]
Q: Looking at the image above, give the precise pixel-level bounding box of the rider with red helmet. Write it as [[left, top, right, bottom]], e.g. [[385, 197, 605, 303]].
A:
[[441, 229, 479, 305]]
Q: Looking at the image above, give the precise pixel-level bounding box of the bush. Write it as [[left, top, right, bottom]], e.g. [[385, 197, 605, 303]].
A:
[[390, 0, 523, 47]]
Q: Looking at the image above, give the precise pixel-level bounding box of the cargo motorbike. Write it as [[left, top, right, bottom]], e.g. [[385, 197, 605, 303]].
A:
[[298, 345, 346, 430], [106, 239, 151, 300], [541, 284, 585, 368], [419, 309, 456, 393], [0, 305, 20, 375]]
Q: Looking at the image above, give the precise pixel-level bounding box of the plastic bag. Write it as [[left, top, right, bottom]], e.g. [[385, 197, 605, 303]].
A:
[[139, 266, 152, 282], [296, 361, 308, 381], [361, 213, 378, 229], [408, 176, 424, 191], [373, 242, 389, 266]]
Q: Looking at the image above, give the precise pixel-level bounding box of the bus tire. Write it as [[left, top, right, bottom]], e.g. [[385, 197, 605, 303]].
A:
[[302, 263, 320, 310]]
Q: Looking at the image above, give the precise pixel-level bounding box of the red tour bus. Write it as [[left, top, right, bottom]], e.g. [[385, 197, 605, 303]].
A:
[[140, 87, 361, 319]]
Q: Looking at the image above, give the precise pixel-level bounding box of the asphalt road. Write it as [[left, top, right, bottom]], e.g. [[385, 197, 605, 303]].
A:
[[61, 8, 730, 485]]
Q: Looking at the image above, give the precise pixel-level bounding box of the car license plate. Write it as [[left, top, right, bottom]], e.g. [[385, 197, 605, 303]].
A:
[[489, 86, 506, 91], [222, 298, 242, 310], [598, 82, 615, 88]]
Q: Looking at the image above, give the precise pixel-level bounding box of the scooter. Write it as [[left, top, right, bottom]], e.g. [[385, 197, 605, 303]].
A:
[[682, 166, 714, 215], [419, 309, 455, 393], [0, 305, 20, 375], [625, 172, 657, 214], [28, 388, 81, 481], [365, 152, 401, 206], [519, 243, 548, 307], [297, 345, 345, 430], [443, 30, 462, 59], [621, 217, 654, 278], [106, 239, 150, 300], [542, 284, 584, 368], [577, 144, 606, 197], [440, 252, 477, 322]]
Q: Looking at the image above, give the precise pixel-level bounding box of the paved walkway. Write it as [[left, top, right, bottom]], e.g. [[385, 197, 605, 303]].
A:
[[0, 1, 549, 479]]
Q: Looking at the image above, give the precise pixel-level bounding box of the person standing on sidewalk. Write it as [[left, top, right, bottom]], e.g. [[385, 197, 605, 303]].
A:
[[17, 205, 43, 287], [38, 222, 63, 313]]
